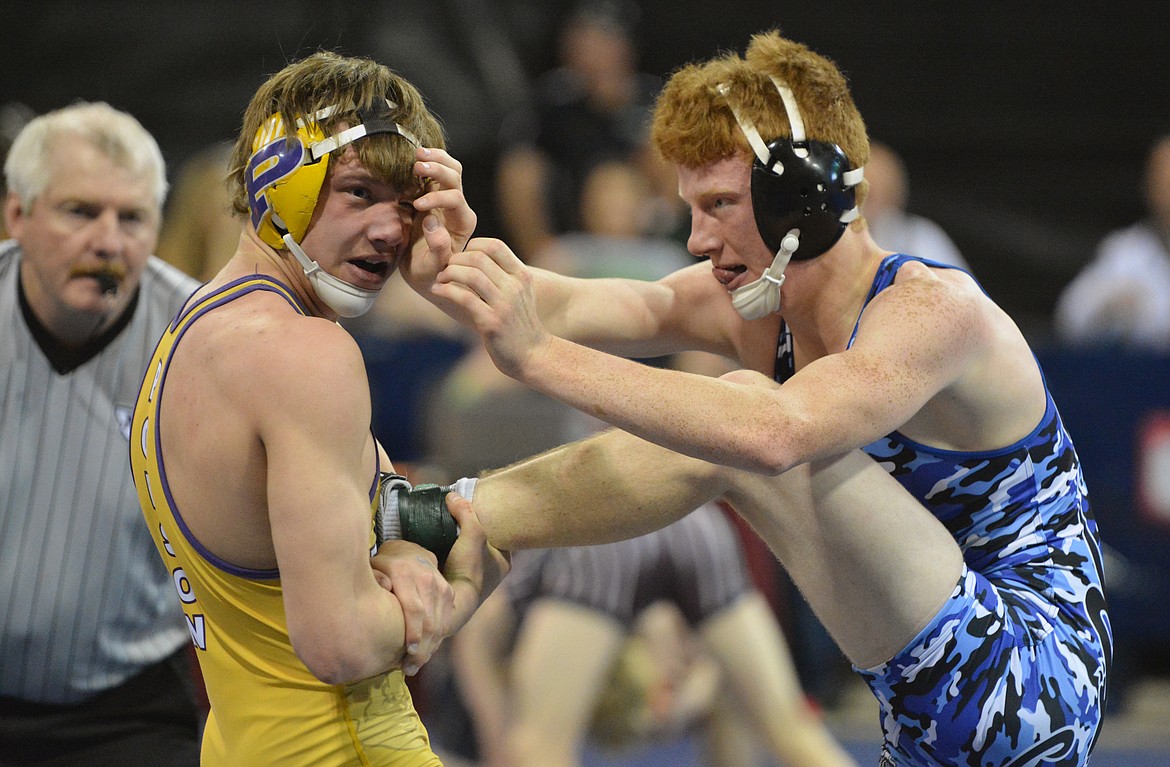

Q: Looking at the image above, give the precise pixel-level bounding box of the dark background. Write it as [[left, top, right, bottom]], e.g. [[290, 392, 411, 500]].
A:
[[3, 0, 1168, 337]]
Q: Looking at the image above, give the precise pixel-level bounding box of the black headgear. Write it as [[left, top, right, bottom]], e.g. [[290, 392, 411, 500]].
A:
[[716, 78, 864, 319], [751, 136, 859, 261], [722, 77, 863, 262]]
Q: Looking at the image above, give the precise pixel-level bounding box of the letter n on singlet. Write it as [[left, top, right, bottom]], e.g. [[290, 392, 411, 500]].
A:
[[187, 614, 207, 651]]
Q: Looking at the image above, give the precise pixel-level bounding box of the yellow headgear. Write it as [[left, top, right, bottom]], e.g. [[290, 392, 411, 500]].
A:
[[243, 102, 421, 318], [244, 102, 419, 249]]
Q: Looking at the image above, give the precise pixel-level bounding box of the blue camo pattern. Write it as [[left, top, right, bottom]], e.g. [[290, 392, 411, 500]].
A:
[[775, 255, 1112, 766], [856, 397, 1110, 766]]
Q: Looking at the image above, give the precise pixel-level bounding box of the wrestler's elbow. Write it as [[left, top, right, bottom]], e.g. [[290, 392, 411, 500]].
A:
[[295, 637, 364, 685], [739, 448, 792, 476], [292, 618, 391, 685], [716, 370, 801, 475], [731, 431, 800, 477]]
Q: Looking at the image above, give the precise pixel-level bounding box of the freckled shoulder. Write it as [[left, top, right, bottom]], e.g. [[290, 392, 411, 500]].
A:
[[888, 260, 980, 309], [866, 262, 986, 350]]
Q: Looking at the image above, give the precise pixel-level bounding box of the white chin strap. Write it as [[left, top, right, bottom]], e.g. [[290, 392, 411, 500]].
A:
[[731, 229, 800, 320], [283, 232, 380, 318]]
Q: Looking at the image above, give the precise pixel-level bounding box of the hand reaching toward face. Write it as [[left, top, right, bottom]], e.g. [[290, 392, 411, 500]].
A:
[[430, 236, 553, 381]]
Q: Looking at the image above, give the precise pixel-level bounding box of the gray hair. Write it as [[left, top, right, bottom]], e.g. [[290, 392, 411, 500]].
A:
[[3, 101, 167, 210]]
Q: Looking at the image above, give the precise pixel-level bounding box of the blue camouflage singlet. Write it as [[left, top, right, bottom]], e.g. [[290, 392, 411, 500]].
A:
[[773, 255, 1111, 766]]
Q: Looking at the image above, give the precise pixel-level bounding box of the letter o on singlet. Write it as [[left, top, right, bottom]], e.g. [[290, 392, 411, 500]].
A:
[[173, 568, 197, 604]]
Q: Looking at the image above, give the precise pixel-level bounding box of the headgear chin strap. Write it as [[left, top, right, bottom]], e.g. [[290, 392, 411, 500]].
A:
[[717, 79, 864, 319], [245, 101, 420, 318], [282, 232, 381, 318], [731, 228, 800, 320]]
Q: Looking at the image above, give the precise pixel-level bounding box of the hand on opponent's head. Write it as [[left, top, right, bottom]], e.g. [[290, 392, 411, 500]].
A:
[[402, 146, 476, 292]]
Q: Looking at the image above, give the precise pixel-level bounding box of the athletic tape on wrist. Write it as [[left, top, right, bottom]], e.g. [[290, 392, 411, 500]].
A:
[[375, 475, 477, 567], [448, 476, 478, 501], [376, 473, 412, 544]]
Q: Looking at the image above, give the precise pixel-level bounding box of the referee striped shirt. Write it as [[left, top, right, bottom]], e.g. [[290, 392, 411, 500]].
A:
[[505, 501, 752, 627], [0, 241, 200, 704]]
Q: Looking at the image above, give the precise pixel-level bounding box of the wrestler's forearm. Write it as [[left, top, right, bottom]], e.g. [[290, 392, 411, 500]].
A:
[[473, 427, 731, 550]]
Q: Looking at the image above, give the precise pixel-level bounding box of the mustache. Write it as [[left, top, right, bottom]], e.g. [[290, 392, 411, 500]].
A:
[[70, 265, 128, 295]]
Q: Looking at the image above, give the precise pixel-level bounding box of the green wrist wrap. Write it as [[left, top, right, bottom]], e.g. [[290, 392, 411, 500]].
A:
[[378, 475, 459, 569]]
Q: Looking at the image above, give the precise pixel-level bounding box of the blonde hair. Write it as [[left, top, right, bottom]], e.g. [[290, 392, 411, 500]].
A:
[[228, 50, 445, 217]]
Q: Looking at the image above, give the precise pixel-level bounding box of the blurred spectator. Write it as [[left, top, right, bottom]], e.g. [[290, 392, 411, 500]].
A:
[[863, 140, 970, 270], [544, 158, 732, 389], [536, 158, 691, 277], [494, 0, 679, 263], [1054, 133, 1170, 349], [155, 142, 239, 282]]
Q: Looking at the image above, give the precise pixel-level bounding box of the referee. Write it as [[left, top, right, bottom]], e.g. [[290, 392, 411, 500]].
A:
[[0, 102, 202, 766]]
